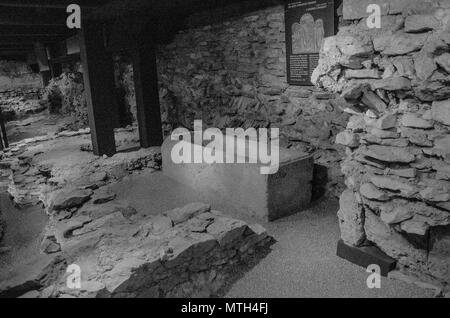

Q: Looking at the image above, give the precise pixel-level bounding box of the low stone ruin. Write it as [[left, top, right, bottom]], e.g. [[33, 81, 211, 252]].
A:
[[0, 126, 272, 298], [0, 126, 157, 208], [0, 200, 272, 298], [0, 60, 44, 121], [313, 0, 450, 286], [0, 89, 46, 121], [42, 72, 88, 127], [43, 203, 269, 298]]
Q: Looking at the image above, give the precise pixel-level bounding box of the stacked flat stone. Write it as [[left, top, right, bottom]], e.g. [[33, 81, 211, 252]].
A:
[[0, 202, 272, 298], [314, 0, 450, 286]]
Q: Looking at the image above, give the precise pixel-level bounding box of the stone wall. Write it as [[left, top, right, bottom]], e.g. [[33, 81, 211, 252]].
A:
[[0, 60, 42, 92], [37, 203, 272, 298], [152, 4, 350, 197], [0, 60, 45, 121], [1, 202, 271, 298], [42, 71, 87, 127], [313, 0, 450, 286], [0, 89, 45, 121], [0, 120, 272, 298]]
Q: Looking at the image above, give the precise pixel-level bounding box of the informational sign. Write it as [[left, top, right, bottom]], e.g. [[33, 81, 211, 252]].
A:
[[285, 0, 335, 86]]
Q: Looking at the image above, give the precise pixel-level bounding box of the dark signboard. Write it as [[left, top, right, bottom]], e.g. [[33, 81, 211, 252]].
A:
[[285, 0, 335, 86]]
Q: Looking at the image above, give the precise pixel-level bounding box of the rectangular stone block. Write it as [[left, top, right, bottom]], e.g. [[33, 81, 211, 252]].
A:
[[162, 133, 314, 222], [337, 240, 397, 277]]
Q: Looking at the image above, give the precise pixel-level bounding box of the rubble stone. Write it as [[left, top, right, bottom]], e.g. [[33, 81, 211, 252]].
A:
[[363, 145, 415, 163], [401, 113, 434, 129], [51, 189, 93, 212], [435, 53, 450, 73], [432, 99, 450, 126], [337, 190, 366, 246], [405, 15, 442, 33], [335, 131, 360, 148], [371, 77, 412, 91], [26, 203, 271, 298], [373, 32, 428, 56], [164, 203, 211, 225], [316, 0, 450, 284]]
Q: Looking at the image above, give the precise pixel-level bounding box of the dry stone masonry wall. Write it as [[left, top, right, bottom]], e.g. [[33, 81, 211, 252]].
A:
[[313, 0, 450, 286], [155, 4, 352, 197], [0, 60, 45, 121], [42, 71, 87, 126], [36, 203, 272, 298], [0, 60, 42, 92], [0, 117, 272, 298]]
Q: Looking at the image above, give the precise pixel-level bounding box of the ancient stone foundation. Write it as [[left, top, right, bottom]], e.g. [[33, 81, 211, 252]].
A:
[[0, 203, 272, 298], [313, 0, 450, 286], [0, 128, 272, 298]]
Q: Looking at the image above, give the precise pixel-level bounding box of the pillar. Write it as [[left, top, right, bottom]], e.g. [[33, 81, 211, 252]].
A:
[[79, 21, 117, 156], [131, 40, 163, 148]]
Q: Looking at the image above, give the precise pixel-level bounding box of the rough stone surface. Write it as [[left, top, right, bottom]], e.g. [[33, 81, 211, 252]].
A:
[[91, 188, 116, 205], [432, 99, 450, 126], [436, 53, 450, 73], [401, 113, 434, 129], [337, 190, 365, 246], [0, 203, 273, 298], [164, 203, 212, 225], [336, 131, 359, 148], [0, 126, 161, 208], [316, 0, 450, 286], [372, 77, 412, 91], [51, 189, 93, 211], [363, 145, 415, 163], [405, 15, 442, 33], [374, 32, 428, 56]]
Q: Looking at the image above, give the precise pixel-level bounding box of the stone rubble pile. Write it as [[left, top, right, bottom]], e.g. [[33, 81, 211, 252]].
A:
[[0, 119, 272, 298], [0, 202, 272, 298], [42, 72, 88, 127], [0, 60, 42, 92], [313, 0, 450, 286], [0, 89, 46, 121], [0, 126, 160, 208]]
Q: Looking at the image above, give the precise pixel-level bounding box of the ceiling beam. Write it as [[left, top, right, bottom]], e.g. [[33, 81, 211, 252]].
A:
[[0, 34, 67, 38], [0, 45, 34, 51], [0, 6, 68, 25], [0, 35, 67, 44], [0, 50, 29, 56], [1, 25, 70, 35], [0, 1, 109, 9]]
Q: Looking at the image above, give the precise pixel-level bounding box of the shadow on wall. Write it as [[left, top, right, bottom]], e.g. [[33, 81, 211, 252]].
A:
[[311, 164, 329, 202]]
